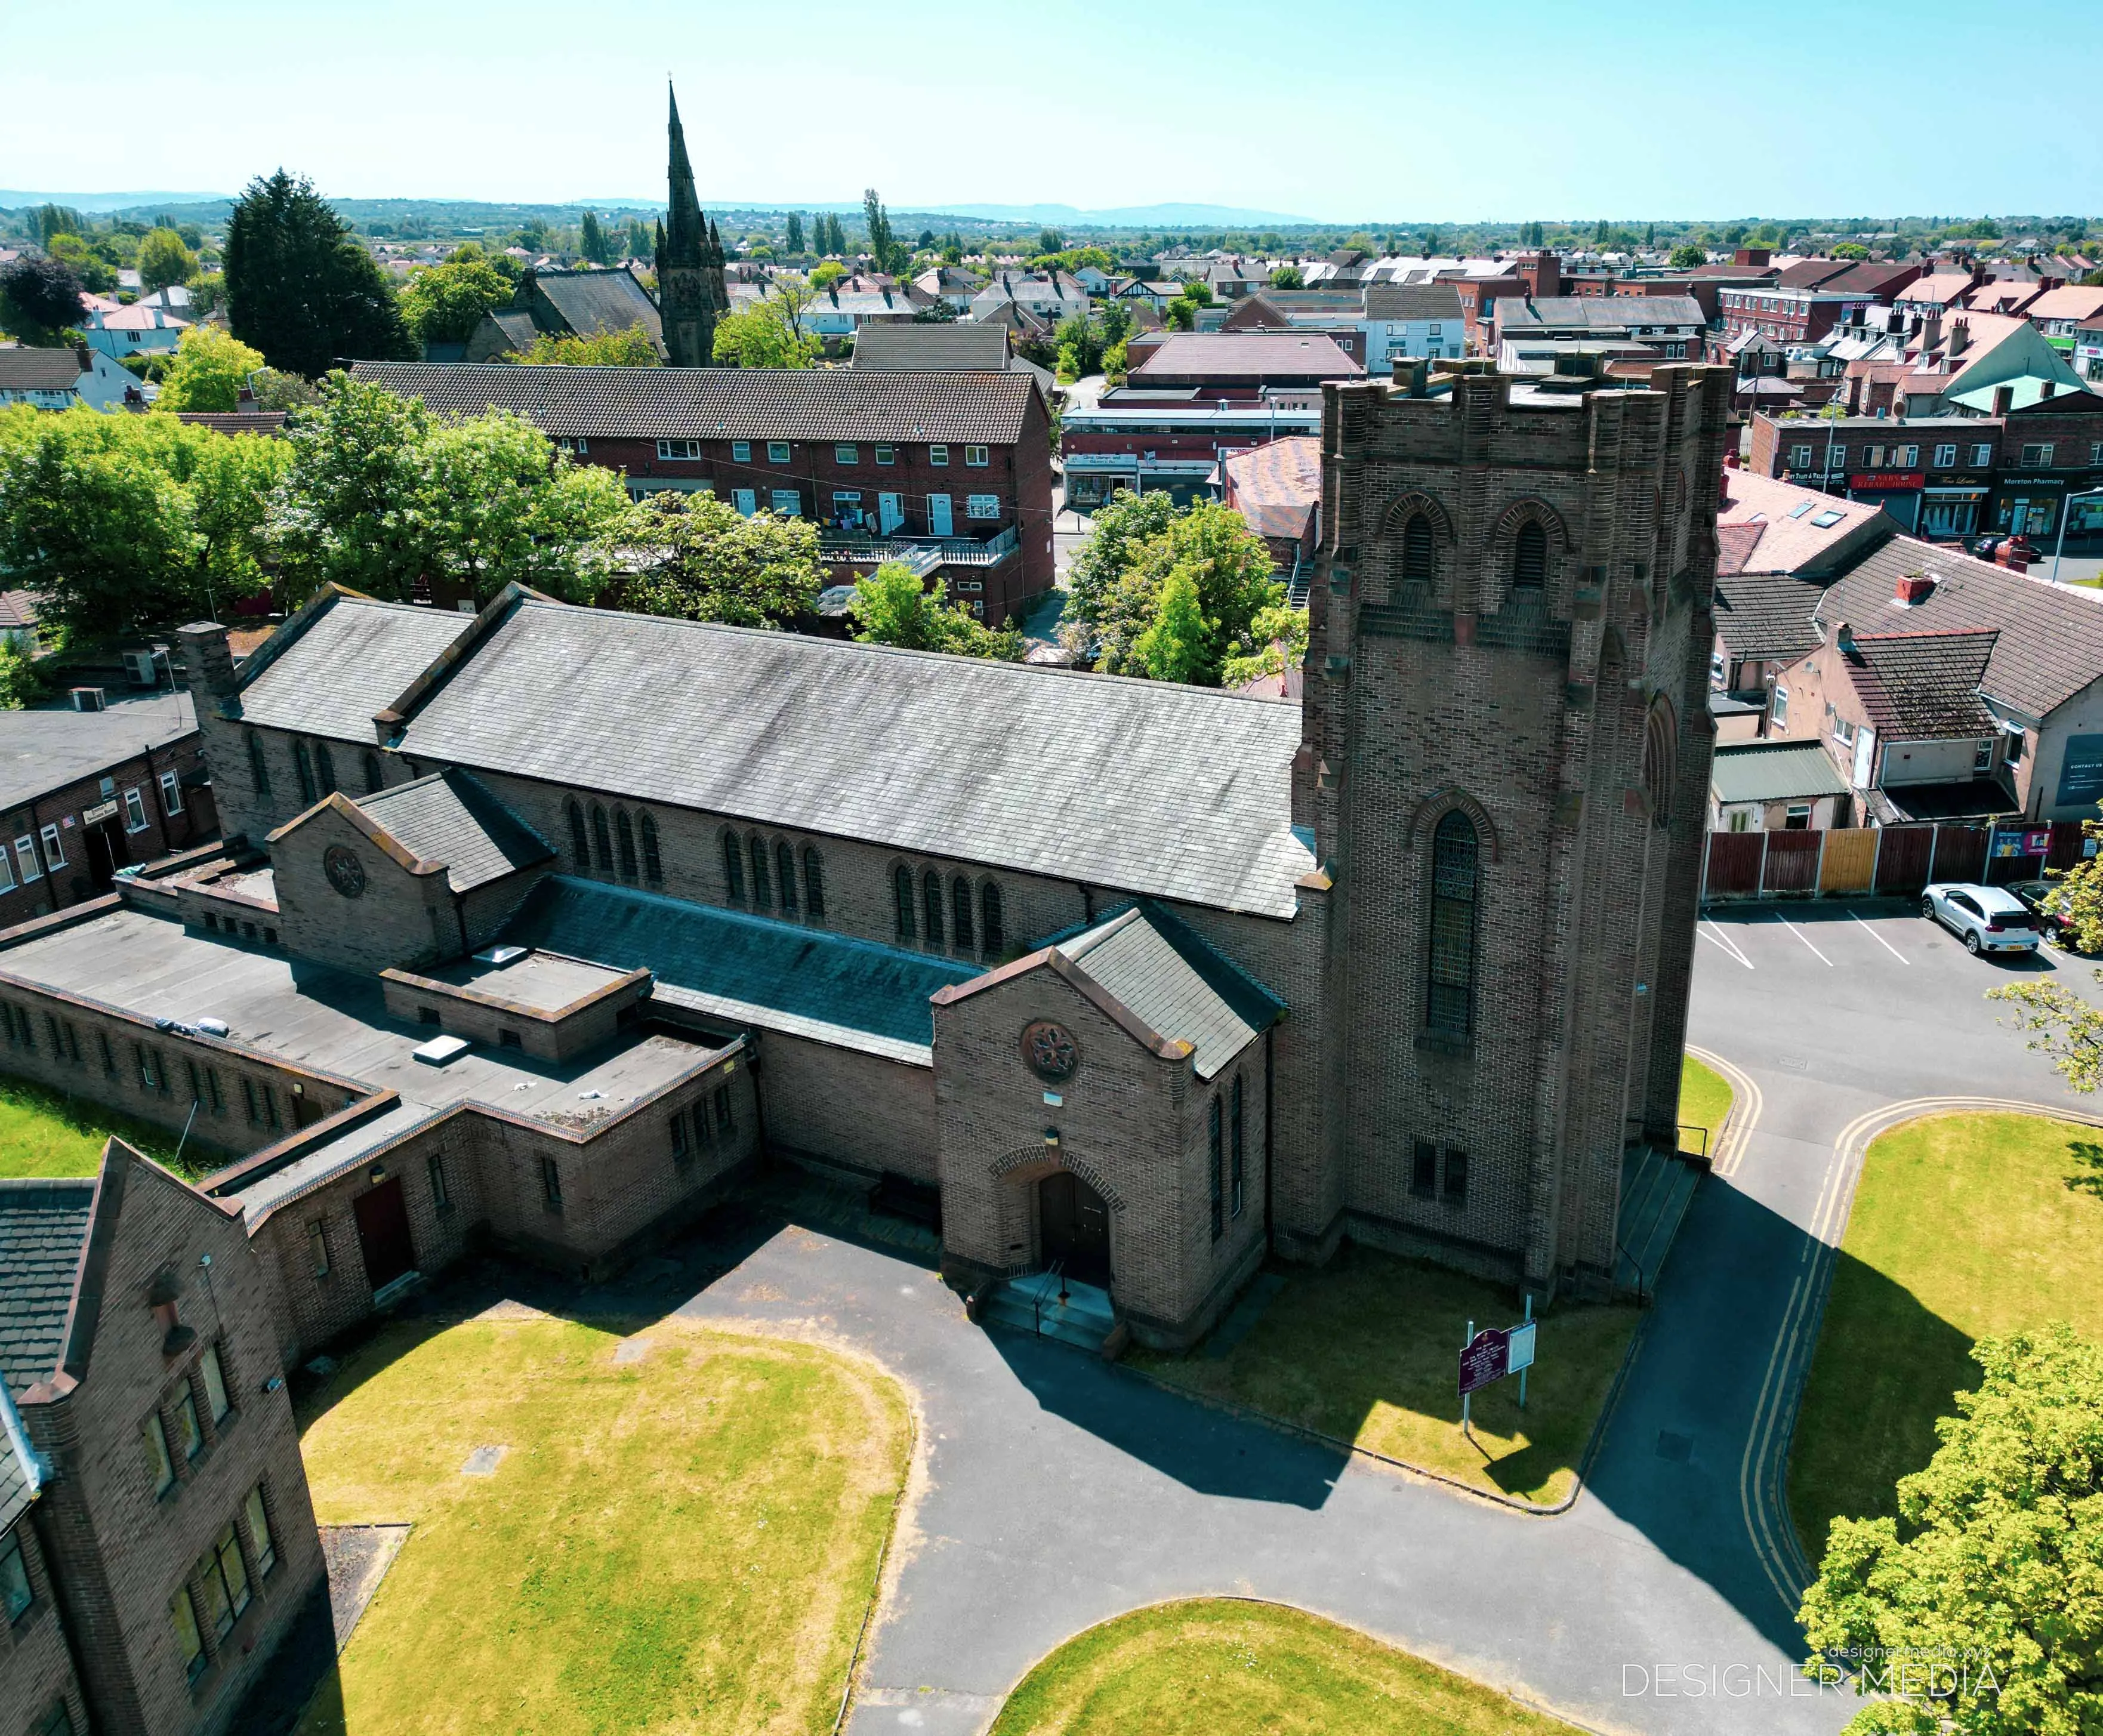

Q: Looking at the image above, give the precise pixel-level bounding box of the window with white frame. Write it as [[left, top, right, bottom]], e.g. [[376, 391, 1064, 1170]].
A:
[[159, 770, 183, 815], [122, 788, 147, 832], [928, 444, 949, 465], [1971, 443, 1993, 467], [655, 439, 702, 460], [965, 494, 1000, 520], [1772, 684, 1790, 727], [767, 441, 791, 464], [2021, 443, 2055, 466], [1934, 443, 1956, 467], [555, 436, 588, 454], [1791, 445, 1814, 467], [874, 444, 895, 465], [964, 445, 989, 467], [14, 837, 39, 883], [0, 848, 13, 893], [769, 489, 801, 516], [834, 443, 857, 464], [39, 825, 63, 869], [1863, 445, 1886, 468], [730, 440, 751, 462], [1895, 445, 1919, 467]]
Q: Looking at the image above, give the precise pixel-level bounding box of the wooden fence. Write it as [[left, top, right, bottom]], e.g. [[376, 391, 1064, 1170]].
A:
[[1701, 819, 2091, 902]]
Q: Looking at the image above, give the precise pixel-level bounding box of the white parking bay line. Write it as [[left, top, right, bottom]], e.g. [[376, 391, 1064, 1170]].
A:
[[1771, 909, 1834, 966], [1848, 911, 1911, 964], [1700, 920, 1755, 969]]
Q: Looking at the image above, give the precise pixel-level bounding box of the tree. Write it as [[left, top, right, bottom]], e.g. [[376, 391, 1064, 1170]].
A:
[[1222, 598, 1310, 688], [265, 373, 433, 599], [1799, 1324, 2103, 1734], [1269, 264, 1305, 289], [46, 234, 116, 295], [785, 212, 804, 255], [711, 298, 819, 369], [579, 211, 609, 265], [1833, 242, 1871, 260], [0, 255, 87, 344], [397, 251, 515, 346], [864, 189, 907, 275], [0, 639, 39, 710], [1668, 243, 1708, 270], [848, 560, 1022, 659], [810, 258, 847, 289], [137, 227, 198, 294], [155, 326, 267, 412], [1133, 566, 1210, 683], [1038, 227, 1065, 256], [0, 405, 287, 640], [249, 368, 320, 410], [510, 323, 661, 366], [624, 492, 824, 628], [223, 169, 413, 377], [1055, 312, 1103, 383]]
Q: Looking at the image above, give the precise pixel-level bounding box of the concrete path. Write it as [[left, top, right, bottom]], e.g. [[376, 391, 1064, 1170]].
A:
[[658, 897, 2098, 1735]]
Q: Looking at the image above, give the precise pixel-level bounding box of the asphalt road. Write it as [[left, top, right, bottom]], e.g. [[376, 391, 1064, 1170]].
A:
[[644, 896, 2102, 1736]]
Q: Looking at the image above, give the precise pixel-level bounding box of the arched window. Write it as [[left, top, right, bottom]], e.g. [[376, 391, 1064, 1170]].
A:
[[1402, 512, 1435, 584], [803, 847, 825, 923], [313, 740, 337, 795], [922, 870, 945, 948], [951, 876, 975, 952], [246, 730, 272, 802], [363, 751, 385, 795], [776, 840, 798, 917], [568, 801, 590, 867], [1643, 701, 1676, 826], [1207, 1096, 1225, 1240], [1513, 522, 1547, 590], [292, 740, 317, 805], [979, 882, 1004, 958], [748, 836, 772, 911], [1426, 810, 1480, 1041], [591, 806, 613, 872], [893, 865, 915, 942], [721, 830, 746, 905], [616, 810, 639, 880], [639, 812, 662, 883]]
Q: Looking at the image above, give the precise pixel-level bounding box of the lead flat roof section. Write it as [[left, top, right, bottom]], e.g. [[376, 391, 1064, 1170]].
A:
[[0, 690, 196, 811]]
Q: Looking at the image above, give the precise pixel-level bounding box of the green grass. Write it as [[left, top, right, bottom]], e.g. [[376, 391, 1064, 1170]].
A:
[[1678, 1055, 1732, 1160], [0, 1077, 198, 1180], [988, 1599, 1586, 1735], [1790, 1111, 2103, 1562], [1130, 1245, 1638, 1505], [294, 1315, 911, 1736]]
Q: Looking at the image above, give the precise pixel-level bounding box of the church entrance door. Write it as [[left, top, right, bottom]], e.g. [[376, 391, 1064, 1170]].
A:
[[1038, 1171, 1110, 1286]]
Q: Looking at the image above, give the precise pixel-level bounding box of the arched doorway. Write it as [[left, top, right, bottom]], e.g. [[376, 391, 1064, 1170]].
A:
[[1038, 1171, 1110, 1285]]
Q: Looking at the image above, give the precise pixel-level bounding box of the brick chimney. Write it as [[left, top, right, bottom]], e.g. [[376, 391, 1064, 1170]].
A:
[[1922, 309, 1944, 353], [1949, 317, 1969, 356], [1993, 384, 2014, 416], [1833, 619, 1857, 655], [1894, 573, 1935, 605], [177, 621, 240, 710]]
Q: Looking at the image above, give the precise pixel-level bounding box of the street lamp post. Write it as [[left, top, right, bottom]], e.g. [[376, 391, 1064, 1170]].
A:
[[2049, 488, 2103, 586]]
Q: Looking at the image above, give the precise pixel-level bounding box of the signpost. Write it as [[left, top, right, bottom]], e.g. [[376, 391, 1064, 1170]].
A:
[[1458, 1296, 1538, 1435]]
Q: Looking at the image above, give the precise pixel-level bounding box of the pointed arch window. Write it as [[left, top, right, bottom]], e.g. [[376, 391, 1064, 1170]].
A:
[[363, 751, 384, 794], [979, 881, 1004, 958], [639, 812, 662, 883], [1426, 810, 1480, 1041], [922, 870, 944, 948], [568, 801, 590, 867], [951, 877, 975, 953], [591, 805, 613, 872], [748, 836, 772, 912], [803, 847, 825, 924], [893, 865, 916, 943], [292, 740, 316, 806], [776, 841, 798, 917], [1513, 521, 1547, 590], [1402, 512, 1435, 584], [313, 740, 337, 795], [246, 730, 272, 803], [721, 830, 746, 905], [616, 810, 639, 880]]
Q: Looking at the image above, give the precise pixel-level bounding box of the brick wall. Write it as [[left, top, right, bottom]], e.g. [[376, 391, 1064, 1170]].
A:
[[0, 1512, 88, 1736], [755, 1033, 938, 1185], [270, 803, 458, 974]]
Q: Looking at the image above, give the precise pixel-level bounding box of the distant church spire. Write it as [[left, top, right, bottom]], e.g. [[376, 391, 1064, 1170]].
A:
[[656, 82, 720, 368]]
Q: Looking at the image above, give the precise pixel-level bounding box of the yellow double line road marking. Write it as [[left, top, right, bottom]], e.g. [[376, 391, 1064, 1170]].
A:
[[1735, 1091, 2103, 1617], [1685, 1046, 1759, 1178]]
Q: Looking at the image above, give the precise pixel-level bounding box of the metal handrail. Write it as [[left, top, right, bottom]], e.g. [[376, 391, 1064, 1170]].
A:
[[1034, 1260, 1065, 1334]]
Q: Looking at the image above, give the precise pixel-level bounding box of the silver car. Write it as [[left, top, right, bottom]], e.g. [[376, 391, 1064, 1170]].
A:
[[1921, 882, 2040, 955]]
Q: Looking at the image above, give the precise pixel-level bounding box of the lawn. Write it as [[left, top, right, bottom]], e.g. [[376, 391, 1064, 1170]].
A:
[[0, 1077, 198, 1180], [294, 1314, 911, 1736], [1129, 1244, 1638, 1506], [1679, 1055, 1732, 1160], [1789, 1111, 2103, 1563], [988, 1599, 1586, 1736]]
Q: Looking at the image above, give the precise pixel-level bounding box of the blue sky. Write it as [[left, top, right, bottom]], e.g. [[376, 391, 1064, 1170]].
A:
[[7, 0, 2098, 221]]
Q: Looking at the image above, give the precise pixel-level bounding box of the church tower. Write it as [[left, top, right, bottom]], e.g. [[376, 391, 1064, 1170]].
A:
[[1297, 359, 1730, 1299], [656, 84, 720, 368]]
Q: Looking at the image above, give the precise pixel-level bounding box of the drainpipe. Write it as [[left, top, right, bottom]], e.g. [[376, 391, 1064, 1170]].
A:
[[1262, 1025, 1276, 1259]]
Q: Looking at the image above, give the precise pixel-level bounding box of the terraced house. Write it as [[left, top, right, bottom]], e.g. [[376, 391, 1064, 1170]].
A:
[[0, 362, 1731, 1373]]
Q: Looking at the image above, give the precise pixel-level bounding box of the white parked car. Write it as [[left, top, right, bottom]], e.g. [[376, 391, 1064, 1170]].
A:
[[1920, 882, 2040, 955]]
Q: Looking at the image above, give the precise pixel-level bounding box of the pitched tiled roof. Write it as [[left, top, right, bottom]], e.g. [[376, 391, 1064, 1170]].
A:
[[1501, 295, 1706, 331], [529, 268, 662, 345], [0, 348, 87, 390], [1131, 332, 1364, 381], [237, 592, 477, 745], [354, 769, 553, 893], [346, 362, 1040, 445], [1776, 260, 1855, 289], [1717, 470, 1891, 576], [851, 322, 1009, 369], [1816, 536, 2103, 719], [1840, 630, 1997, 736], [1220, 294, 1297, 331], [1362, 283, 1466, 322], [394, 596, 1313, 918], [1713, 570, 1831, 662], [1222, 436, 1321, 542], [0, 1178, 94, 1401], [1055, 902, 1283, 1080]]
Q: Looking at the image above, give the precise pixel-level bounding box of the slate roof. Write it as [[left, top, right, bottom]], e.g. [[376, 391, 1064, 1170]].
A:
[[1501, 295, 1706, 332], [499, 875, 979, 1062], [1815, 536, 2103, 720], [529, 267, 663, 344], [235, 594, 477, 744], [1131, 332, 1365, 381], [394, 597, 1313, 918], [0, 348, 87, 390], [1362, 283, 1466, 322], [1221, 436, 1321, 542], [354, 769, 553, 893], [1055, 903, 1283, 1080], [483, 309, 540, 353], [1710, 741, 1852, 804], [0, 1178, 93, 1402], [851, 322, 1010, 369], [1840, 630, 1998, 736], [1713, 571, 1831, 663], [0, 690, 197, 812], [346, 362, 1040, 446]]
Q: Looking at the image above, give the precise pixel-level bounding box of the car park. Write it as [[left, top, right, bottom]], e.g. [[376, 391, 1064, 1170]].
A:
[[1921, 881, 2041, 955], [2006, 878, 2080, 947]]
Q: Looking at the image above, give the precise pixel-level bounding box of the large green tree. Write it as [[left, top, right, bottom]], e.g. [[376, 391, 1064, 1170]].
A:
[[397, 249, 515, 346], [713, 296, 819, 369], [46, 234, 116, 295], [510, 323, 661, 366], [622, 492, 824, 628], [0, 255, 87, 344], [1799, 1324, 2103, 1734], [0, 405, 286, 640], [137, 227, 199, 293], [223, 169, 414, 377], [847, 561, 1022, 658], [155, 326, 267, 413]]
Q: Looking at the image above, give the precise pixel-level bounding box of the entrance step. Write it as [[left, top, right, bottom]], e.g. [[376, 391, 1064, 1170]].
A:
[[1613, 1145, 1701, 1302], [980, 1271, 1118, 1353]]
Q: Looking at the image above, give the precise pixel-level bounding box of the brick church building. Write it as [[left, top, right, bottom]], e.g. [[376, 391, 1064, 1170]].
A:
[[0, 360, 1728, 1374]]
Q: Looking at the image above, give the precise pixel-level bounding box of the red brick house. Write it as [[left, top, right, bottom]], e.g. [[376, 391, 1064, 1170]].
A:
[[347, 363, 1057, 630]]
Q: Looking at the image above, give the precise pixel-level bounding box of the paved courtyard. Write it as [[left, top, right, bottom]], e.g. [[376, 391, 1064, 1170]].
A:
[[612, 896, 2101, 1735]]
